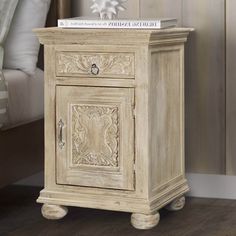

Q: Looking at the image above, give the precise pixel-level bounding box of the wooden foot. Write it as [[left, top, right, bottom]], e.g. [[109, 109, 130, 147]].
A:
[[131, 212, 160, 230], [41, 204, 68, 220], [165, 196, 185, 211]]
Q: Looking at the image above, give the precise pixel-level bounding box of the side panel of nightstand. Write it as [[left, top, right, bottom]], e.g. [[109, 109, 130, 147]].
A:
[[148, 44, 189, 208]]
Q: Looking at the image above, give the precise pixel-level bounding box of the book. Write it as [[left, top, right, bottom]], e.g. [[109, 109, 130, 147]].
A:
[[58, 17, 177, 29]]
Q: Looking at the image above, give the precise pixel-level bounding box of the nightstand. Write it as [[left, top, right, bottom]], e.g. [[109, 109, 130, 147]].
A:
[[34, 27, 192, 230]]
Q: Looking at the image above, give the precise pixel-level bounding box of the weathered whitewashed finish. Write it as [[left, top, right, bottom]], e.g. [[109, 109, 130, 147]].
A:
[[56, 85, 135, 190], [71, 105, 119, 167], [149, 46, 185, 199], [56, 52, 135, 78], [34, 27, 192, 230], [165, 196, 185, 211], [131, 212, 160, 230], [42, 204, 68, 220]]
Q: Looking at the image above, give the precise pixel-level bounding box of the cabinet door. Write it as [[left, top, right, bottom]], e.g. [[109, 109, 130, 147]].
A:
[[56, 86, 135, 190]]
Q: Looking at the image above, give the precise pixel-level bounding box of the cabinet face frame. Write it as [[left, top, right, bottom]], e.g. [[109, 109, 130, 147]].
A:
[[56, 86, 135, 190], [43, 44, 150, 199]]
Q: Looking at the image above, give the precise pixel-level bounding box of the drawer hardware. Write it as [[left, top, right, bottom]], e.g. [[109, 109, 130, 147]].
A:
[[91, 63, 100, 75], [58, 119, 65, 149], [56, 52, 135, 78]]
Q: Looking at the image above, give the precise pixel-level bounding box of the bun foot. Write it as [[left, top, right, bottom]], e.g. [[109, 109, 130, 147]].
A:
[[131, 212, 160, 230], [165, 196, 185, 211], [41, 204, 68, 220]]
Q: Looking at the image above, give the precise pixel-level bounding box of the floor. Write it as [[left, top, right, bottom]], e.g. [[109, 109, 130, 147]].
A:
[[0, 186, 236, 236]]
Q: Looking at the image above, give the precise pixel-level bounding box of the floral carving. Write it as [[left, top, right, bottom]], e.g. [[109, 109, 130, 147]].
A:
[[56, 52, 134, 76], [71, 105, 119, 167]]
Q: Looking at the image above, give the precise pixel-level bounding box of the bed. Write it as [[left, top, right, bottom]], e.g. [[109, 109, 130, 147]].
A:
[[0, 0, 71, 188]]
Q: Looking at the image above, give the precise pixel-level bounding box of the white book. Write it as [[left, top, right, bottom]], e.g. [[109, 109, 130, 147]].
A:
[[58, 17, 177, 29]]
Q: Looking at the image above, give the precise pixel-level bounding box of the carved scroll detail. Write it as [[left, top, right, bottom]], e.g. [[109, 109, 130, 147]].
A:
[[56, 52, 134, 76], [71, 105, 119, 167]]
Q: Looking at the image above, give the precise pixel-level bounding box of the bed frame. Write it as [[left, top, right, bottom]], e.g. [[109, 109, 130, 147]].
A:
[[0, 0, 71, 188]]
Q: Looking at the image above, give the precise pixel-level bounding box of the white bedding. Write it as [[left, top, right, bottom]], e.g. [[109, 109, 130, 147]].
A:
[[3, 68, 44, 128]]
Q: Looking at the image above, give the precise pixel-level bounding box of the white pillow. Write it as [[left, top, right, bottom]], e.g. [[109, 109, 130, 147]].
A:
[[3, 0, 51, 75]]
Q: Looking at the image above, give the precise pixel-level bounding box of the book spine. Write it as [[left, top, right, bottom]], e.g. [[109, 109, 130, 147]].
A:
[[58, 19, 166, 29]]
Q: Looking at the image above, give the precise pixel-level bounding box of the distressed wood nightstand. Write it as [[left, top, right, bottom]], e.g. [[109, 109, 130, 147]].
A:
[[34, 27, 192, 230]]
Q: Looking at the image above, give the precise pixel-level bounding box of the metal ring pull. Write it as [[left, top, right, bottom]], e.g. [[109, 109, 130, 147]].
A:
[[91, 63, 100, 75], [58, 119, 65, 149]]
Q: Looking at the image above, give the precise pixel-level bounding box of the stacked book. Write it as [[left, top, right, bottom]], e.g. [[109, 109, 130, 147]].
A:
[[58, 17, 177, 29]]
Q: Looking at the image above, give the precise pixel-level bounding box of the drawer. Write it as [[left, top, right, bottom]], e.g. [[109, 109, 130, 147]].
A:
[[56, 51, 135, 78]]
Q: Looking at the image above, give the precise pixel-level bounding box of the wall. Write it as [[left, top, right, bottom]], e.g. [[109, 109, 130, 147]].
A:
[[183, 0, 226, 174], [72, 0, 139, 18], [71, 0, 235, 176]]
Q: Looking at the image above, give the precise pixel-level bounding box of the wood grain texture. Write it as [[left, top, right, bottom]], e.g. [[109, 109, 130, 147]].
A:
[[183, 0, 226, 174], [131, 212, 160, 230], [41, 204, 68, 220], [35, 28, 191, 229], [56, 86, 135, 190], [149, 45, 185, 198], [226, 0, 236, 175], [43, 45, 57, 189], [165, 196, 185, 211], [56, 51, 135, 78], [34, 28, 192, 46]]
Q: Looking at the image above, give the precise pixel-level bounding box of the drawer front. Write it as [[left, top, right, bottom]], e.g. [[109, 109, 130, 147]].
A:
[[56, 52, 135, 78]]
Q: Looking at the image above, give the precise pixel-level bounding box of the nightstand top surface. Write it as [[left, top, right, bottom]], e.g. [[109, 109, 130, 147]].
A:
[[34, 27, 193, 46]]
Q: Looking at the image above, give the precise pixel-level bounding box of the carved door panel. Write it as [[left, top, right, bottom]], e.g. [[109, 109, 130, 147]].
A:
[[56, 86, 135, 190]]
